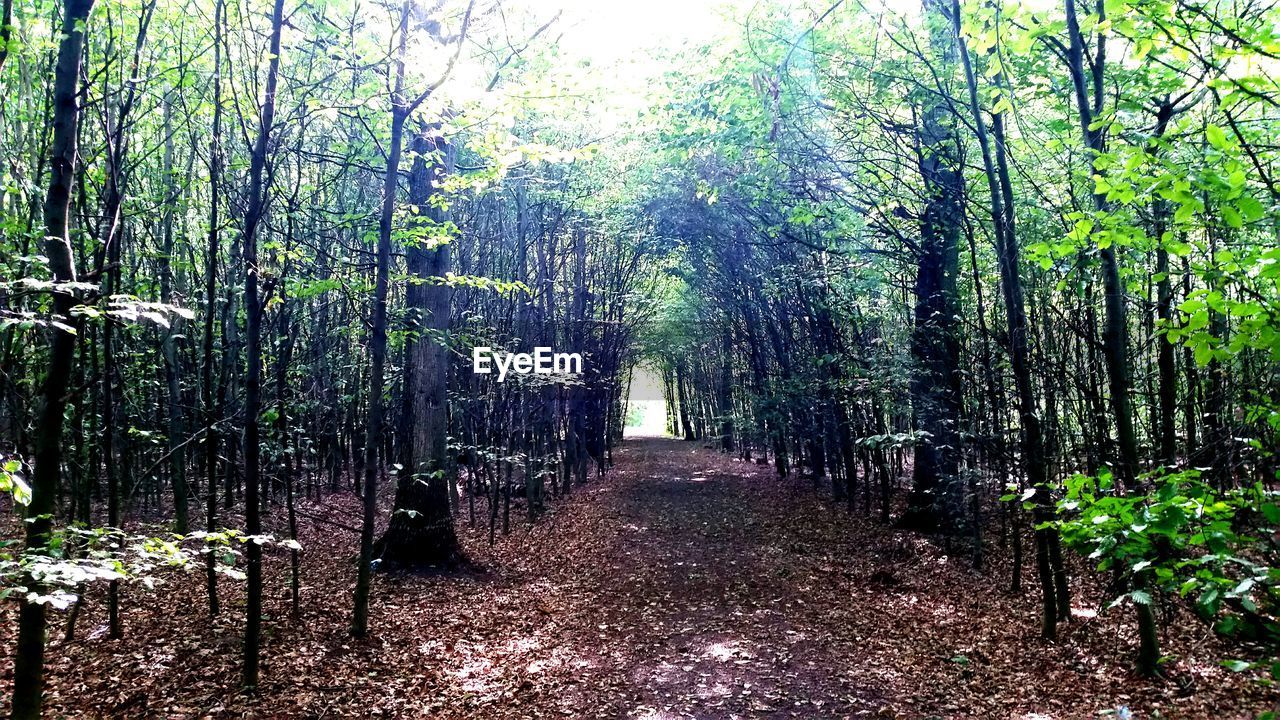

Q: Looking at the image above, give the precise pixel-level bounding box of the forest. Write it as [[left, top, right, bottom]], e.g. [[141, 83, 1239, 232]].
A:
[[0, 0, 1278, 716]]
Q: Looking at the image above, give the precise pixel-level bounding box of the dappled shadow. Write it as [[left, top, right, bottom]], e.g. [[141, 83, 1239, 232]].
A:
[[17, 437, 1274, 719], [567, 438, 887, 719]]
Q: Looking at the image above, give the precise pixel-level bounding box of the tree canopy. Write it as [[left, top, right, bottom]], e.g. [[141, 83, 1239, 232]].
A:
[[1, 0, 1279, 716]]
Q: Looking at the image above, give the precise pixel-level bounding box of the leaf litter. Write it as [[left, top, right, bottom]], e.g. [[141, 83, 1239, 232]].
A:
[[0, 438, 1274, 719]]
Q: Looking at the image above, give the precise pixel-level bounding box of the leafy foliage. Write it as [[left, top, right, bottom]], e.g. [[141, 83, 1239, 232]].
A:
[[1057, 469, 1280, 642]]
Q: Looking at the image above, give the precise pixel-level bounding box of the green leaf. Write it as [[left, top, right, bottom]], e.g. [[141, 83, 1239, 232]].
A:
[[1238, 196, 1265, 221], [1194, 343, 1214, 367], [1260, 503, 1280, 525], [1206, 124, 1229, 150], [1198, 586, 1223, 615], [10, 475, 31, 506]]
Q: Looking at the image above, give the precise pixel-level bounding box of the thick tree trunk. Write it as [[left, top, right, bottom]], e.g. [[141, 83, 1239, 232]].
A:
[[374, 118, 460, 569], [900, 0, 965, 534], [10, 0, 95, 716]]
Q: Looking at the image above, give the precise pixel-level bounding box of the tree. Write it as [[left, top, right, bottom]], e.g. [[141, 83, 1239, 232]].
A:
[[948, 0, 1065, 639], [373, 118, 460, 568], [353, 0, 473, 637], [201, 0, 226, 618], [239, 0, 287, 689], [10, 0, 97, 716], [898, 0, 966, 535]]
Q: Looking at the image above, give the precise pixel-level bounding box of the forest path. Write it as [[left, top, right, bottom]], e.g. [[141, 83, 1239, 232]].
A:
[[550, 437, 885, 719], [32, 438, 1230, 719]]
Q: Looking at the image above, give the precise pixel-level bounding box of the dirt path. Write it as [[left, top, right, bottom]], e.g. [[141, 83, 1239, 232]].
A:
[[550, 438, 884, 719], [12, 438, 1271, 719]]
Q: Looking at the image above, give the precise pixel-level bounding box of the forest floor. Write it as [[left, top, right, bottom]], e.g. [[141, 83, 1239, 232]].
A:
[[3, 438, 1276, 719]]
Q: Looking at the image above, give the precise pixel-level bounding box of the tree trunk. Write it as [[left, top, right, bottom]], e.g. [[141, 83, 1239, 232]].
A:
[[10, 0, 95, 716], [202, 0, 224, 618], [239, 0, 286, 689], [1148, 101, 1178, 467], [1064, 0, 1140, 490], [718, 328, 734, 451], [159, 92, 189, 533], [951, 0, 1064, 636], [900, 0, 965, 534], [374, 117, 461, 569]]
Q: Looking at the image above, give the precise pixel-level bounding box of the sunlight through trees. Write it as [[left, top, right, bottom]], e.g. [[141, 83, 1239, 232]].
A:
[[0, 0, 1278, 715]]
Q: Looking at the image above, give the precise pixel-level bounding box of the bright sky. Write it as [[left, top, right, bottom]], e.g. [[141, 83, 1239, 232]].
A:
[[436, 0, 932, 116], [501, 0, 885, 129], [535, 0, 732, 66], [536, 0, 931, 54]]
